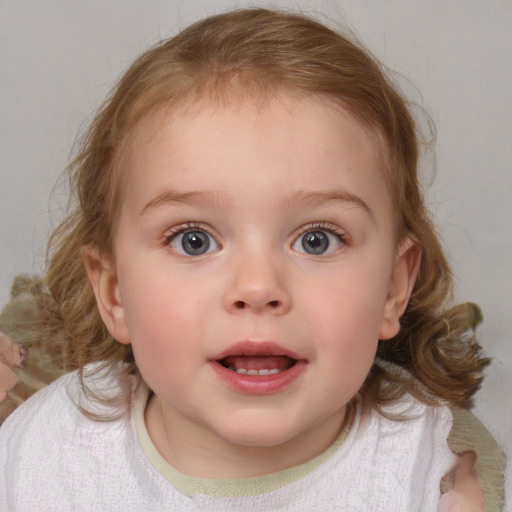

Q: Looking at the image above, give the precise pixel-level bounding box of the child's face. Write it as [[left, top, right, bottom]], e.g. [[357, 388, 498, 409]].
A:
[[89, 94, 417, 468]]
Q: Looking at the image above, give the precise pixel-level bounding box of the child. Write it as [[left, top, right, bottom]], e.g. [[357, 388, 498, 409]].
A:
[[0, 8, 505, 511]]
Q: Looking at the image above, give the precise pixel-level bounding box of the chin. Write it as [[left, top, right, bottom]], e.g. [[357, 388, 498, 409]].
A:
[[214, 413, 305, 448]]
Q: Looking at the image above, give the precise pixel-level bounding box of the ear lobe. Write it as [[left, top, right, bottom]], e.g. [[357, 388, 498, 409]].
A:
[[378, 238, 421, 340], [81, 245, 131, 345]]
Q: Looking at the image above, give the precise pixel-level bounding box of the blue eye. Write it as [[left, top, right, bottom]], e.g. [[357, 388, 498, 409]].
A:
[[168, 229, 219, 256], [292, 228, 345, 255]]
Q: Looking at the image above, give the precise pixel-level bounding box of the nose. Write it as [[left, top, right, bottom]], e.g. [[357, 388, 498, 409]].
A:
[[222, 251, 292, 315]]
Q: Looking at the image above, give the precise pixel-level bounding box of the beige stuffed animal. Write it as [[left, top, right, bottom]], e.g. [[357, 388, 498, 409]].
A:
[[0, 274, 64, 424]]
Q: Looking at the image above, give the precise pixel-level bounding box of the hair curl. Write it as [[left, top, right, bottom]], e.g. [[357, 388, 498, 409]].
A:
[[38, 8, 488, 416]]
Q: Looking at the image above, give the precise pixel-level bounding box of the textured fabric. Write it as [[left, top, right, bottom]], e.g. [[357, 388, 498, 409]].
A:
[[0, 369, 460, 511], [443, 408, 506, 512]]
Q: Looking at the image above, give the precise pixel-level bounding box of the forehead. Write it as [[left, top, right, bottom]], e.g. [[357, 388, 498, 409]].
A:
[[124, 88, 387, 158], [117, 93, 392, 222]]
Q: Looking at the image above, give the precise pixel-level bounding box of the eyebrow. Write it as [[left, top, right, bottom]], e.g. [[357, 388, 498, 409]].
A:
[[140, 188, 372, 217], [280, 190, 373, 218], [140, 190, 231, 215]]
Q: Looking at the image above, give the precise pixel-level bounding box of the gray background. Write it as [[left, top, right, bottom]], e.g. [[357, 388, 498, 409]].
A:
[[1, 0, 511, 501]]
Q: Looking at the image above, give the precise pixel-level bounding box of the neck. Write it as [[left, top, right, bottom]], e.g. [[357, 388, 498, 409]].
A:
[[145, 394, 351, 480]]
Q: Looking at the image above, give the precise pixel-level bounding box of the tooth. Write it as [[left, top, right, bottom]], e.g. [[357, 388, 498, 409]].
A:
[[232, 368, 284, 376]]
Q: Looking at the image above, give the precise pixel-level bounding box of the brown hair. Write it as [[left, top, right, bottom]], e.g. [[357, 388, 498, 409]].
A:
[[39, 8, 488, 415]]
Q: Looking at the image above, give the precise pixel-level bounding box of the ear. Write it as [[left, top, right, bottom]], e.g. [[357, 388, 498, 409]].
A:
[[378, 237, 421, 340], [81, 245, 131, 345]]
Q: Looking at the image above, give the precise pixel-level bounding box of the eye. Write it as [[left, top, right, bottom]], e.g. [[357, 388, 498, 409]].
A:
[[292, 226, 345, 256], [166, 227, 220, 256]]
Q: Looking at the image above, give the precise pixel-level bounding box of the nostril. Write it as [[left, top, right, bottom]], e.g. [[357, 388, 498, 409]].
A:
[[232, 300, 280, 310]]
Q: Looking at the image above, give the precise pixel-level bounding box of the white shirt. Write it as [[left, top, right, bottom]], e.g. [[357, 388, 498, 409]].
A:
[[0, 369, 456, 511]]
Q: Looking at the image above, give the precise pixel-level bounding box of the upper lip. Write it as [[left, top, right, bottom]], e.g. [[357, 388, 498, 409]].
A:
[[210, 340, 302, 361]]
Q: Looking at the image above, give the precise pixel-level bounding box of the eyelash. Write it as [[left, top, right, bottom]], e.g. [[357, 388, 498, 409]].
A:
[[295, 222, 346, 242], [163, 222, 220, 246]]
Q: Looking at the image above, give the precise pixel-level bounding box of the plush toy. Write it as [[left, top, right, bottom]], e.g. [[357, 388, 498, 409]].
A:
[[0, 274, 64, 424], [0, 332, 25, 402]]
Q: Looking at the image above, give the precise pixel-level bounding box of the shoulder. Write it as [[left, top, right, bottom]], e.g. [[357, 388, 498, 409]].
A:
[[378, 398, 506, 511], [325, 397, 455, 509], [0, 370, 79, 443], [0, 368, 147, 509], [0, 371, 81, 506], [0, 365, 135, 450], [359, 398, 505, 510], [0, 369, 111, 470]]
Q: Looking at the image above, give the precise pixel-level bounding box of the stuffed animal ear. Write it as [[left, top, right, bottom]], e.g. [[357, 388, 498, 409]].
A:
[[82, 245, 131, 345], [378, 237, 420, 340]]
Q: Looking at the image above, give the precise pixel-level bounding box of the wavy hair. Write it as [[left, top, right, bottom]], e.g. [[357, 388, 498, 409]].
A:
[[38, 8, 488, 416]]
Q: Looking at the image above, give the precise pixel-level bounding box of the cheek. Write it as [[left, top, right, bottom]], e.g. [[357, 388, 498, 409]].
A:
[[310, 297, 381, 365], [118, 271, 212, 378], [300, 263, 389, 386], [309, 302, 379, 404], [304, 266, 389, 341]]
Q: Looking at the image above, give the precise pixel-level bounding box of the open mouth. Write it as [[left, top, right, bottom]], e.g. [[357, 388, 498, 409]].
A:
[[210, 342, 306, 393], [219, 355, 297, 376]]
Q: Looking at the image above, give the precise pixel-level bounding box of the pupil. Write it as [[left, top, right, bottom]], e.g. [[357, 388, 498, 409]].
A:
[[302, 231, 329, 254], [183, 231, 210, 255]]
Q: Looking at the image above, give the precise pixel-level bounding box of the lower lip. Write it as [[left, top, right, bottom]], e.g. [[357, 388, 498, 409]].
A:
[[209, 360, 307, 395]]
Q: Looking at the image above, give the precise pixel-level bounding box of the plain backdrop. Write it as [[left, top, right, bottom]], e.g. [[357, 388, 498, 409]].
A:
[[1, 0, 511, 501]]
